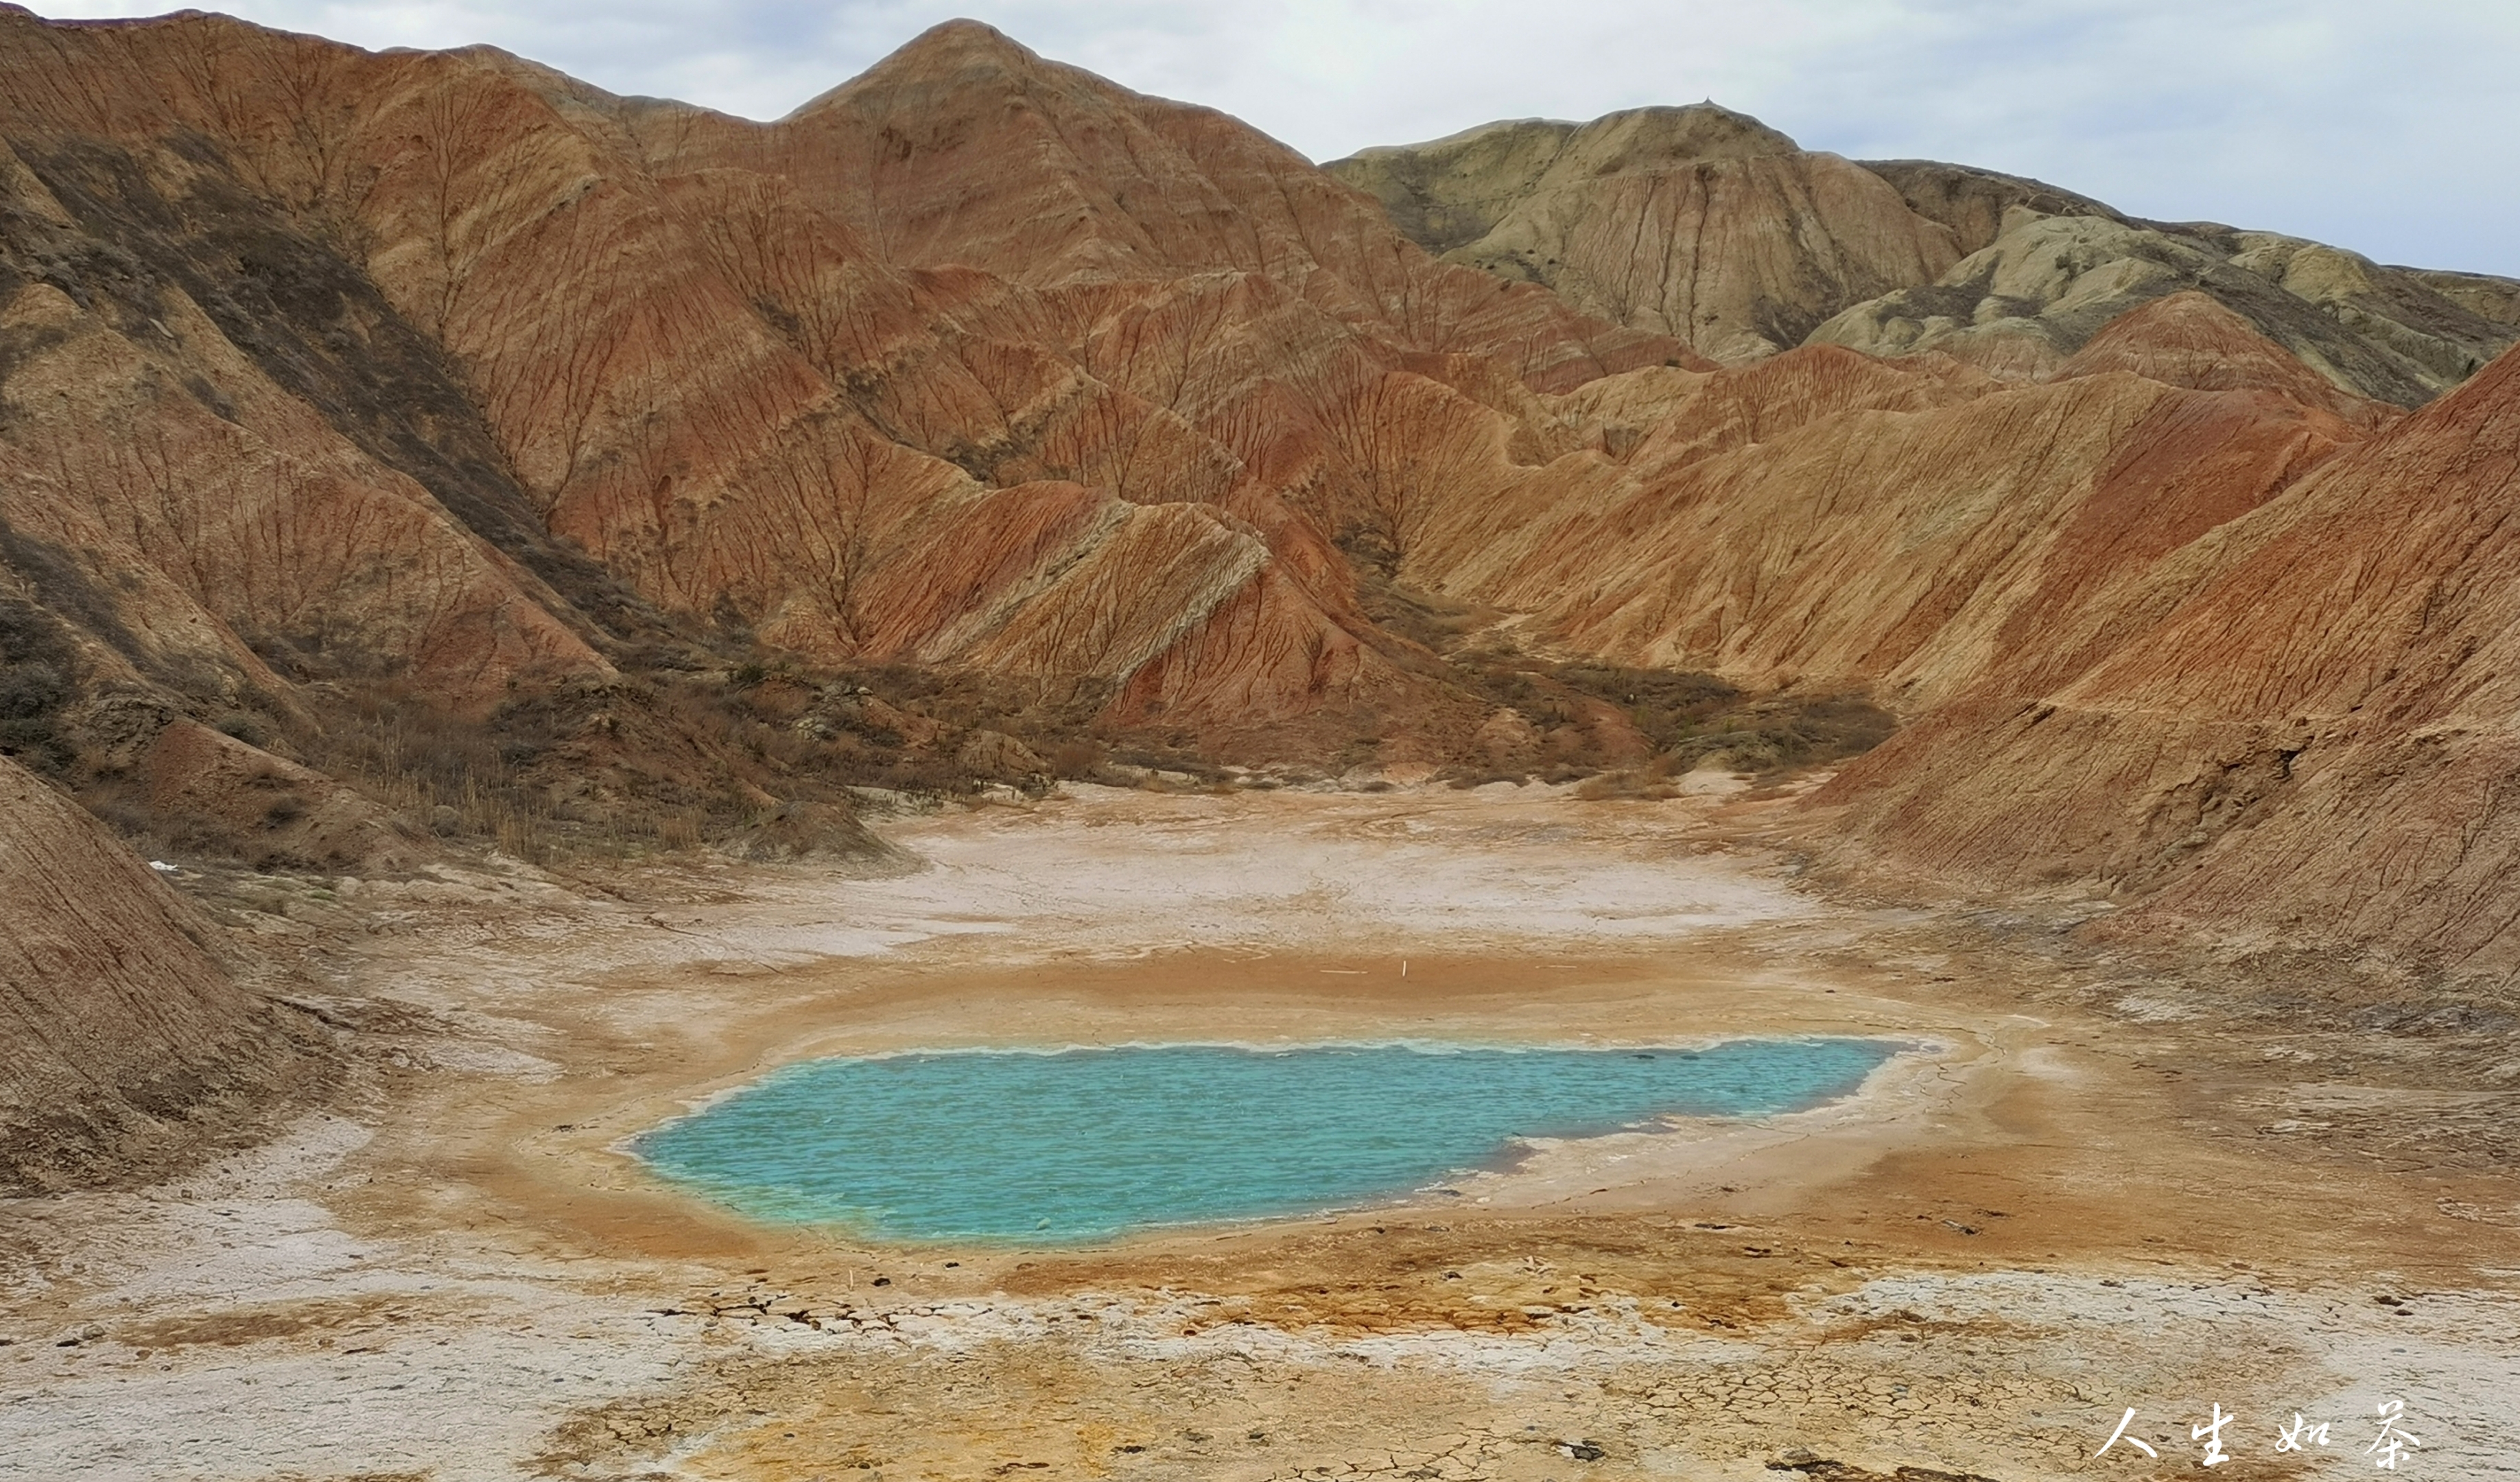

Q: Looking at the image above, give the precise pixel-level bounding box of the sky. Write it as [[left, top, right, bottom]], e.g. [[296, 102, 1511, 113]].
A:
[[27, 0, 2520, 277]]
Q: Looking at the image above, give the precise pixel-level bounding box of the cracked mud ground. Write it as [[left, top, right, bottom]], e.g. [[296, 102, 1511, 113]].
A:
[[3, 782, 2516, 1481]]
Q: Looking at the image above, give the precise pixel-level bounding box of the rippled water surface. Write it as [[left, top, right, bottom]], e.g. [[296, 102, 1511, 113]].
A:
[[636, 1039, 1900, 1243]]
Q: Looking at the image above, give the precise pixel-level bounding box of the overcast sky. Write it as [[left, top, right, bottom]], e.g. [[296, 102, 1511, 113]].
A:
[[29, 0, 2520, 276]]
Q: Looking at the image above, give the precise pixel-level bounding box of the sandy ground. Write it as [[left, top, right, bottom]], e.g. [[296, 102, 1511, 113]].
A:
[[3, 780, 2517, 1481]]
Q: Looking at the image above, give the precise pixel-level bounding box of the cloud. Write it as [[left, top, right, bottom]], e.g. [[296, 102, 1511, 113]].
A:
[[25, 0, 2520, 274]]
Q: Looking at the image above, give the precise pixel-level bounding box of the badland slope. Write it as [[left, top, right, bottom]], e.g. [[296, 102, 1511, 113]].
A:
[[1326, 108, 1962, 363], [1394, 344, 2368, 716], [0, 753, 326, 1191], [3, 8, 2449, 799], [1822, 340, 2520, 983], [0, 8, 1697, 803], [1331, 113, 2519, 403]]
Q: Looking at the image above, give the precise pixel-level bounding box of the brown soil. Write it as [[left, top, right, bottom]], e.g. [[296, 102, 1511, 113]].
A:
[[1, 781, 2512, 1481]]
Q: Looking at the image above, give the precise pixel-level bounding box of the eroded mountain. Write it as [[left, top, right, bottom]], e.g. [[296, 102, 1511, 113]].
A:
[[1330, 110, 2519, 403]]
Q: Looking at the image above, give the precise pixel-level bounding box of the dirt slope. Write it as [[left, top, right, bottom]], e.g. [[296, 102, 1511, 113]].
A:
[[1811, 210, 2515, 403], [3, 6, 2433, 774], [1190, 321, 2355, 735], [2053, 290, 2399, 432], [1824, 342, 2520, 981], [0, 754, 325, 1190]]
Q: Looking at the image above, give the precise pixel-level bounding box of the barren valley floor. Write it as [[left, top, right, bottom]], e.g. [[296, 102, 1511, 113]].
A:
[[3, 782, 2515, 1481]]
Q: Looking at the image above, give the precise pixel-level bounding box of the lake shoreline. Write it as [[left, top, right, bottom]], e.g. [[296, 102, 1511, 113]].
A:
[[4, 781, 2513, 1480], [630, 1037, 1915, 1243]]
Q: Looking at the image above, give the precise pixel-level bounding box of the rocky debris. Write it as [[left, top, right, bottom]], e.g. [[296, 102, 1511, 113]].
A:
[[140, 720, 419, 875], [1768, 1455, 2003, 1482], [1470, 708, 1540, 772], [711, 799, 897, 864], [814, 690, 939, 750]]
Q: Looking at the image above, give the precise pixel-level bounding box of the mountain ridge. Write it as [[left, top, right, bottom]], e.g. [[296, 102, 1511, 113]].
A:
[[1330, 108, 2519, 401]]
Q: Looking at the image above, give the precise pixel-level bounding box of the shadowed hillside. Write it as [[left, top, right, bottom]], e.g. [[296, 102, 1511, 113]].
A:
[[0, 752, 331, 1191]]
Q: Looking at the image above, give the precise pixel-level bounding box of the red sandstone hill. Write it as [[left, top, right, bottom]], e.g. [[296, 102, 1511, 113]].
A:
[[0, 10, 1702, 1160], [1823, 340, 2520, 981], [0, 8, 2477, 792], [0, 10, 1692, 773]]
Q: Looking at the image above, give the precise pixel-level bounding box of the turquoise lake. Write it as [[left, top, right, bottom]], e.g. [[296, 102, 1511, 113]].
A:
[[635, 1039, 1900, 1243]]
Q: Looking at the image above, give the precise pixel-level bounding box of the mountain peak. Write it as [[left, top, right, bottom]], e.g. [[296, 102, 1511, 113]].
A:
[[868, 16, 1041, 71], [786, 16, 1050, 119]]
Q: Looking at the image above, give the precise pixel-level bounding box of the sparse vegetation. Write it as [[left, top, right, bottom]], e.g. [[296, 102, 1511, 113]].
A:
[[284, 660, 1177, 867], [0, 598, 77, 775], [1553, 668, 1894, 777], [1352, 569, 1898, 788]]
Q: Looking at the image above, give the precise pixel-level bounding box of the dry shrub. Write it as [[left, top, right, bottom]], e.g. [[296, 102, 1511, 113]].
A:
[[1649, 691, 1896, 776], [1044, 739, 1106, 779], [0, 598, 78, 775], [1352, 568, 1897, 786], [281, 658, 1146, 864], [1446, 650, 1892, 786]]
